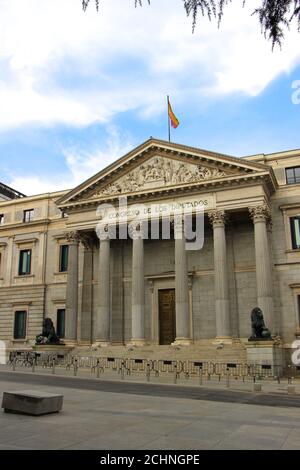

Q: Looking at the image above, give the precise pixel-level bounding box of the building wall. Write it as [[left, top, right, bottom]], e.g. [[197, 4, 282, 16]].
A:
[[1, 148, 300, 348]]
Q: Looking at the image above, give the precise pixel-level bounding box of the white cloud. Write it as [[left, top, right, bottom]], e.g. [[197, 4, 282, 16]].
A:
[[62, 125, 133, 185], [7, 126, 133, 195], [0, 0, 299, 131]]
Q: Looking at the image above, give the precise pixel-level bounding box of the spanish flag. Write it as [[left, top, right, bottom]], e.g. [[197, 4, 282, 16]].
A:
[[168, 98, 179, 129]]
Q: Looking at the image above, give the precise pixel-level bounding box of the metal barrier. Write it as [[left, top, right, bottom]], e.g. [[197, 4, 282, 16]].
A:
[[6, 352, 290, 385]]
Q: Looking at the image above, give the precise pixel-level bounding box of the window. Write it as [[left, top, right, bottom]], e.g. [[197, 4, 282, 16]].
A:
[[23, 209, 34, 223], [14, 311, 27, 339], [286, 167, 300, 185], [57, 309, 65, 338], [290, 217, 300, 249], [18, 249, 31, 275], [59, 245, 69, 272], [0, 214, 4, 225]]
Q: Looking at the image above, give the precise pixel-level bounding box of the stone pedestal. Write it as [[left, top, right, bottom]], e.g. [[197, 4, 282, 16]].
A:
[[33, 344, 73, 358], [246, 341, 283, 367]]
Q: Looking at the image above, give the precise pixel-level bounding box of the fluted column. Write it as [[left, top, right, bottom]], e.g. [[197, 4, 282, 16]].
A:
[[96, 232, 111, 344], [65, 231, 80, 344], [80, 235, 94, 344], [209, 210, 231, 338], [131, 226, 145, 345], [249, 205, 273, 334], [174, 219, 191, 345]]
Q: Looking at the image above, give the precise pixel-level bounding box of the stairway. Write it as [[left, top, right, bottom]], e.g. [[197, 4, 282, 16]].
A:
[[73, 340, 247, 364]]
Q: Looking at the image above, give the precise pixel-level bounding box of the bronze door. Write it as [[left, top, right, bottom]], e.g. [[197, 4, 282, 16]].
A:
[[159, 289, 176, 345]]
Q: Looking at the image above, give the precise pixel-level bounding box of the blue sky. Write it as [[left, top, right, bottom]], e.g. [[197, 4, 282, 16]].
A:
[[0, 0, 299, 195]]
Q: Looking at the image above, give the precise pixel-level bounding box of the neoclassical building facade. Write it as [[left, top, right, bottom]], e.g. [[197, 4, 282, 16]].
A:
[[0, 139, 300, 354]]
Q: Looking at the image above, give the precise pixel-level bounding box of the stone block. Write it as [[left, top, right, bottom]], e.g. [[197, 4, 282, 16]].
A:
[[2, 390, 63, 416], [287, 385, 296, 395]]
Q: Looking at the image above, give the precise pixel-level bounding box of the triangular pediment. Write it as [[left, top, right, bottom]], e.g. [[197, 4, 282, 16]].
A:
[[57, 138, 276, 208], [85, 155, 234, 199]]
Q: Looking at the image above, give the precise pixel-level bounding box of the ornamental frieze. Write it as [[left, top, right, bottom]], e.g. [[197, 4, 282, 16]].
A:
[[90, 156, 229, 198]]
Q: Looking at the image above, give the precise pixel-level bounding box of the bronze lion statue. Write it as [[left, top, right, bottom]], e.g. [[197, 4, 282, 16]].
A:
[[35, 318, 61, 345], [249, 307, 271, 341]]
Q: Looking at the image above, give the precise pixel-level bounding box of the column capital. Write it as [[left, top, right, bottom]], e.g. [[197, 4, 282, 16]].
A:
[[79, 233, 94, 251], [249, 204, 272, 224], [66, 231, 94, 249], [208, 210, 227, 228], [65, 230, 81, 244], [128, 222, 147, 239]]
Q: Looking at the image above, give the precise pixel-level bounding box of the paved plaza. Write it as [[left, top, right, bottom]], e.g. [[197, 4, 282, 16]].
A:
[[1, 370, 300, 450]]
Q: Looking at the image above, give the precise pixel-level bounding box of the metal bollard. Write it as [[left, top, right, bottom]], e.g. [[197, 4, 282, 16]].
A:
[[96, 360, 100, 378], [198, 367, 203, 385], [52, 359, 55, 375], [121, 361, 125, 380], [253, 383, 262, 392], [74, 360, 78, 376], [146, 362, 150, 383], [287, 385, 296, 394], [226, 369, 230, 388], [13, 357, 16, 371], [173, 364, 177, 384], [32, 359, 35, 373]]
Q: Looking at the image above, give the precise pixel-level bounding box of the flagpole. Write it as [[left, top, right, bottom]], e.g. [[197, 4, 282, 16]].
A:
[[167, 95, 171, 142]]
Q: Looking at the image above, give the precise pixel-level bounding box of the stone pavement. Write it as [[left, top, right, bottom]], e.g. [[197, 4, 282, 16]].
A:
[[1, 370, 300, 449]]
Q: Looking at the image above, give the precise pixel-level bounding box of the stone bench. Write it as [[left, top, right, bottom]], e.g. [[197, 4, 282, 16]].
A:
[[2, 390, 63, 416]]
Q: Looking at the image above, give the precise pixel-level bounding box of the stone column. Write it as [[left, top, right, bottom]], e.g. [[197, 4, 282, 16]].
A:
[[131, 226, 145, 345], [65, 231, 80, 344], [95, 232, 111, 345], [209, 210, 231, 339], [249, 205, 274, 334], [80, 236, 93, 344], [174, 219, 191, 345]]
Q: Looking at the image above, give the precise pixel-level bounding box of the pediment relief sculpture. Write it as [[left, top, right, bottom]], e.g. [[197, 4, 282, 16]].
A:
[[89, 156, 231, 199]]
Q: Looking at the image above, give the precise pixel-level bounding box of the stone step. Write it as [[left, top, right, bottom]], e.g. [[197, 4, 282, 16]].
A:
[[72, 342, 247, 363]]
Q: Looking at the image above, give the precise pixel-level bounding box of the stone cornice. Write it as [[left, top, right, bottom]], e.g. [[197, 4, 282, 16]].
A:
[[59, 173, 275, 212], [14, 237, 39, 245], [0, 219, 51, 231]]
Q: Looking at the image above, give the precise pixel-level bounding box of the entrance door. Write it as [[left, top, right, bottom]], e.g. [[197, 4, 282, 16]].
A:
[[158, 289, 176, 345]]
